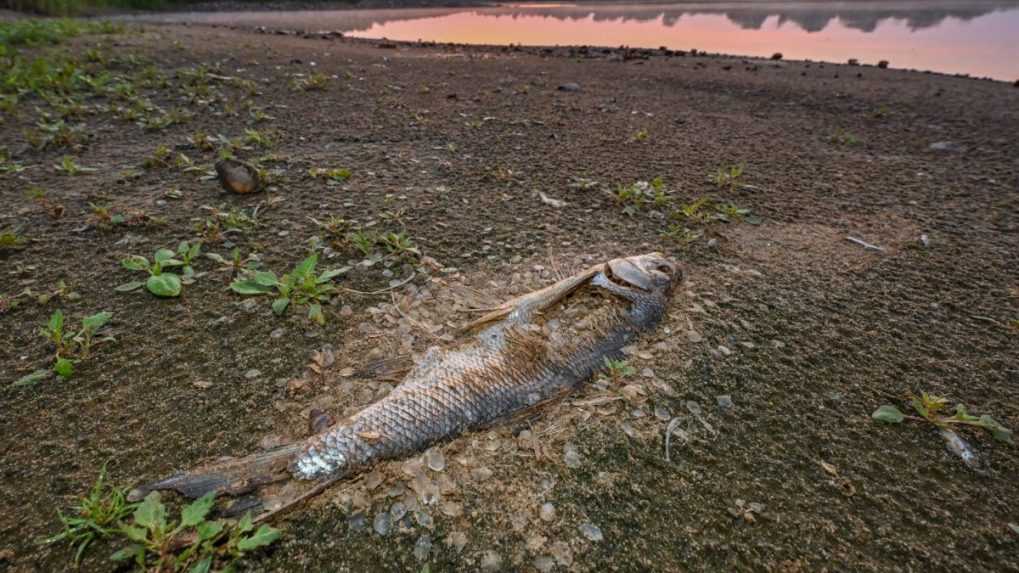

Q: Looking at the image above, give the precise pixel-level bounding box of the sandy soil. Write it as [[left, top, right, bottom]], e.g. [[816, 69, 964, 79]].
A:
[[1, 20, 1018, 572]]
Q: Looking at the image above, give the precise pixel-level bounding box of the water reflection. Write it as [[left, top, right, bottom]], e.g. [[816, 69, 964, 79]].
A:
[[125, 1, 1019, 80]]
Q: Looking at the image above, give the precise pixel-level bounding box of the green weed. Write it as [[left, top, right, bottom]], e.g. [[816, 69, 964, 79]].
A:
[[230, 253, 347, 324], [873, 392, 1013, 444], [43, 465, 136, 566], [117, 248, 186, 297], [111, 492, 280, 572], [38, 309, 113, 378], [603, 357, 636, 381], [309, 166, 351, 184], [54, 155, 95, 175], [711, 164, 744, 192]]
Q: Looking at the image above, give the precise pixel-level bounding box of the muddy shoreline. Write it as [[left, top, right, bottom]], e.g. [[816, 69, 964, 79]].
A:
[[1, 17, 1018, 573]]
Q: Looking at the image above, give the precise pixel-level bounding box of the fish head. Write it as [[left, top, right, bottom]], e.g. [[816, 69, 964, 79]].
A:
[[606, 252, 681, 295]]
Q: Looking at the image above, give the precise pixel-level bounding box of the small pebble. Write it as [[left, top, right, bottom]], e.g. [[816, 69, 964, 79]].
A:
[[270, 328, 285, 339], [579, 522, 604, 542], [534, 556, 556, 573], [244, 368, 261, 379], [373, 512, 391, 536], [414, 535, 432, 561], [539, 502, 556, 522], [390, 501, 407, 521], [563, 444, 582, 468], [717, 395, 734, 411], [425, 448, 446, 472], [480, 550, 503, 572]]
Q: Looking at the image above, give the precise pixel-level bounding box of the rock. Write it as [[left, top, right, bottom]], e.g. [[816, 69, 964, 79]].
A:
[[848, 58, 859, 66], [425, 448, 446, 472], [771, 52, 783, 60], [539, 502, 556, 522], [480, 550, 503, 572], [390, 501, 408, 521], [717, 394, 734, 412], [373, 512, 391, 536], [415, 509, 434, 529], [550, 541, 573, 566], [929, 141, 962, 152], [686, 401, 702, 415], [414, 535, 432, 561], [446, 530, 468, 553], [717, 345, 733, 356], [579, 522, 604, 542], [534, 556, 556, 573], [563, 443, 582, 468], [244, 368, 261, 379], [347, 512, 367, 531], [877, 60, 889, 69], [270, 327, 285, 339], [215, 158, 262, 194], [471, 466, 494, 481], [654, 404, 671, 421], [557, 82, 581, 92]]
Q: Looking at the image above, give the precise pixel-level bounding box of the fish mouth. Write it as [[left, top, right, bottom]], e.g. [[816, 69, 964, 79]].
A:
[[604, 252, 680, 292]]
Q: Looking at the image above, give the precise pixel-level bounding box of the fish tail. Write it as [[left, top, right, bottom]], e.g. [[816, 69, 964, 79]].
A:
[[128, 443, 304, 502]]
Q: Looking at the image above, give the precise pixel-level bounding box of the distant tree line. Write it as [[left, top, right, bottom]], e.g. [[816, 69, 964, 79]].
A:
[[1, 0, 366, 15]]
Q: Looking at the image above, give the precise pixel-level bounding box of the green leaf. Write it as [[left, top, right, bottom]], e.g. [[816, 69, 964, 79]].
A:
[[146, 273, 182, 297], [121, 255, 150, 271], [254, 271, 279, 287], [237, 512, 254, 533], [134, 492, 167, 532], [12, 369, 49, 387], [292, 254, 318, 279], [236, 524, 280, 551], [205, 252, 227, 264], [316, 267, 348, 283], [190, 555, 213, 573], [181, 491, 216, 528], [110, 544, 142, 562], [48, 309, 64, 335], [54, 357, 74, 379], [872, 405, 905, 424], [978, 415, 1014, 444], [230, 279, 274, 295], [196, 520, 224, 541], [115, 281, 145, 293], [153, 248, 176, 264], [120, 523, 148, 543], [308, 303, 324, 325], [910, 397, 929, 419], [271, 297, 290, 315], [82, 311, 112, 332]]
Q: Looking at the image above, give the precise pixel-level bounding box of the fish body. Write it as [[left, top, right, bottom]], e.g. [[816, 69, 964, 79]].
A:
[[133, 253, 680, 513]]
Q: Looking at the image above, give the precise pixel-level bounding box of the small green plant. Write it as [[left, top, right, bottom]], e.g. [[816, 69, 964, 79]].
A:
[[0, 227, 26, 249], [89, 203, 125, 230], [243, 128, 273, 148], [202, 205, 258, 233], [111, 492, 280, 572], [661, 223, 702, 245], [230, 253, 347, 324], [142, 144, 172, 169], [44, 465, 136, 566], [39, 309, 114, 378], [603, 357, 636, 381], [187, 130, 216, 152], [348, 229, 378, 257], [54, 155, 96, 176], [671, 197, 712, 224], [176, 240, 202, 282], [117, 249, 186, 297], [711, 164, 744, 192], [309, 167, 352, 184], [714, 203, 751, 223], [378, 231, 421, 260], [830, 129, 861, 145], [631, 128, 649, 142], [291, 72, 328, 91], [873, 392, 1013, 444], [206, 247, 260, 276]]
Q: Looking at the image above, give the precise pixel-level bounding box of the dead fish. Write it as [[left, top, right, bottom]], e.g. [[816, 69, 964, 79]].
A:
[[130, 253, 682, 518], [215, 158, 262, 194]]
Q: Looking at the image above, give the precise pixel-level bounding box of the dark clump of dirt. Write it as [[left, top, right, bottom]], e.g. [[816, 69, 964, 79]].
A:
[[0, 19, 1017, 573]]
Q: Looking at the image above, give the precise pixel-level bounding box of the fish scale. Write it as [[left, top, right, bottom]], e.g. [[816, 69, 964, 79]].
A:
[[132, 253, 679, 512], [292, 271, 672, 480]]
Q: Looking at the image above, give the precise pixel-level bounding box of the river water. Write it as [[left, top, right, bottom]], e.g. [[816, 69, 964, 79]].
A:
[[124, 1, 1019, 81]]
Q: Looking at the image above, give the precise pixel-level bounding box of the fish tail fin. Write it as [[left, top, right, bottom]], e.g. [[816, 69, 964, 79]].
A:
[[128, 443, 304, 502]]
